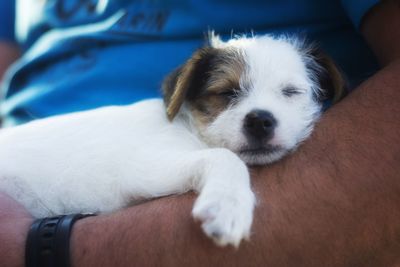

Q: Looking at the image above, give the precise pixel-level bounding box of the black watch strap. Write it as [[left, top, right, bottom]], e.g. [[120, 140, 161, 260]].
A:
[[26, 213, 95, 267]]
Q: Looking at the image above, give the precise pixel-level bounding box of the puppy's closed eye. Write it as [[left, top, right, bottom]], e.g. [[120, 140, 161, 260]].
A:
[[282, 86, 303, 97]]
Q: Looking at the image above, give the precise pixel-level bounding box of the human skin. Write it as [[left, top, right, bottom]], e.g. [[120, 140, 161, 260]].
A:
[[0, 42, 20, 81], [1, 1, 399, 267], [0, 42, 19, 126]]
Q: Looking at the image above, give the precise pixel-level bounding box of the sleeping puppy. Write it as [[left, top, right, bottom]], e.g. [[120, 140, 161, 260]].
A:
[[0, 33, 346, 247]]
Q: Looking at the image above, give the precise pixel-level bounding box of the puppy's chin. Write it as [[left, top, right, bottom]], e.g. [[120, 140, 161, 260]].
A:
[[236, 146, 289, 166]]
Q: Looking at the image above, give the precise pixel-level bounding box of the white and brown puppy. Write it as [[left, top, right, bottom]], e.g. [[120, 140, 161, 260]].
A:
[[0, 33, 345, 247]]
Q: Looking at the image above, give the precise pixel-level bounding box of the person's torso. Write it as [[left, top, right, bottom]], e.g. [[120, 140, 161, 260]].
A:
[[1, 0, 378, 126]]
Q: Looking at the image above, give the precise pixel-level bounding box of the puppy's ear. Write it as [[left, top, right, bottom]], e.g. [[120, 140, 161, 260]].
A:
[[311, 47, 348, 104], [162, 47, 217, 121]]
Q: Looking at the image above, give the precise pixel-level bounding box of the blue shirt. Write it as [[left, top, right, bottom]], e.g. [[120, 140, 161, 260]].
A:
[[0, 0, 379, 126]]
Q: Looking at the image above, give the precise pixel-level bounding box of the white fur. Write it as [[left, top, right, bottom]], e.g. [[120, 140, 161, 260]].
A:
[[0, 34, 324, 247]]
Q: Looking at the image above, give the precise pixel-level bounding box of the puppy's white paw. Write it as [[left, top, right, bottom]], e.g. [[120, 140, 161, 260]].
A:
[[192, 190, 255, 248]]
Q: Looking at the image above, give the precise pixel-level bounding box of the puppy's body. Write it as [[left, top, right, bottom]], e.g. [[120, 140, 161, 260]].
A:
[[0, 100, 203, 215], [0, 99, 254, 245], [0, 34, 345, 247]]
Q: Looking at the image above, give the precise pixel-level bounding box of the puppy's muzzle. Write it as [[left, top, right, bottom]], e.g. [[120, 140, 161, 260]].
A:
[[244, 109, 277, 141]]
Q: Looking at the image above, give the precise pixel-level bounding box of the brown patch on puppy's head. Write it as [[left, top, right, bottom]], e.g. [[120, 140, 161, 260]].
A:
[[163, 46, 246, 123], [163, 47, 217, 121]]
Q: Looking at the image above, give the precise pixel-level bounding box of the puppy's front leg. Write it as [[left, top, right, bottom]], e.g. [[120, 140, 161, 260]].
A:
[[189, 148, 255, 247]]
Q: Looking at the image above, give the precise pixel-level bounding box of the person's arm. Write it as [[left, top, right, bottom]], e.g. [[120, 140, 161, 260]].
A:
[[361, 0, 400, 65], [69, 1, 400, 266], [70, 63, 400, 267], [0, 42, 20, 81], [0, 42, 19, 126], [0, 0, 20, 82]]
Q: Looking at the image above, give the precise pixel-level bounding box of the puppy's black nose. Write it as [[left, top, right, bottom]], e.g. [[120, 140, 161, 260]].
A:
[[244, 109, 277, 140]]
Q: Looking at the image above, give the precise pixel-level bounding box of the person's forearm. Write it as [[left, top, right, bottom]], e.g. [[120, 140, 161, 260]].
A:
[[71, 59, 400, 267]]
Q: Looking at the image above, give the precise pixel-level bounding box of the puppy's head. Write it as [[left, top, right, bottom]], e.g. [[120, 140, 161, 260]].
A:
[[163, 33, 346, 165]]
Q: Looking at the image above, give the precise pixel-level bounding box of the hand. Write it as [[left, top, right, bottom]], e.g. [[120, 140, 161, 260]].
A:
[[0, 192, 33, 267]]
